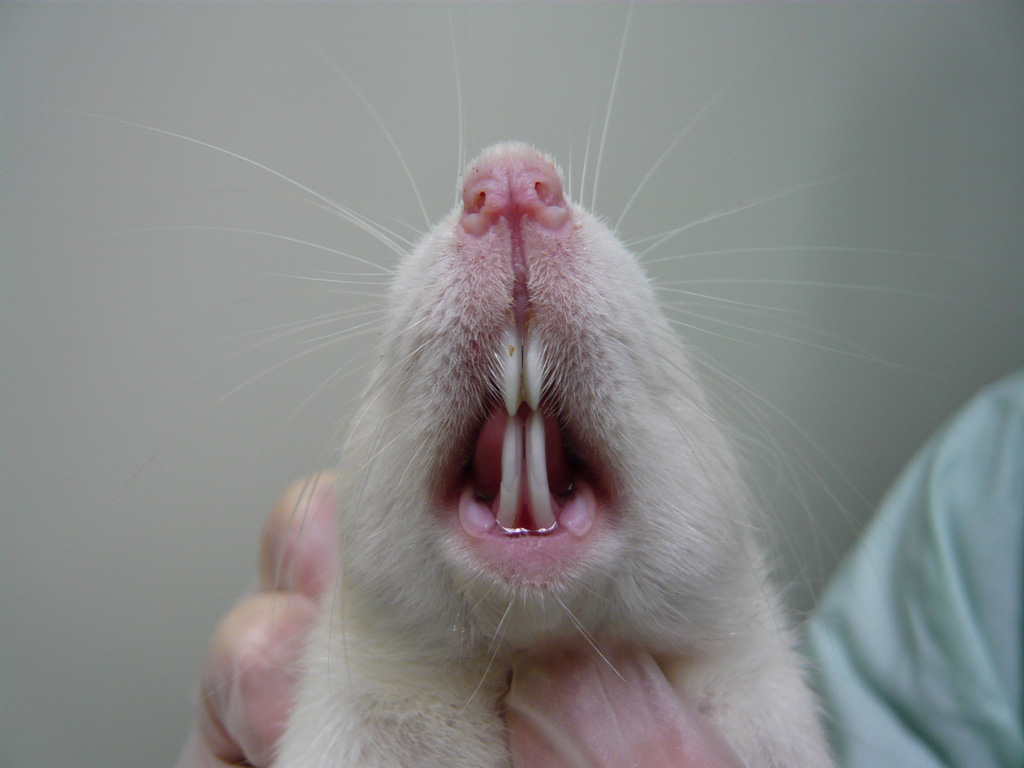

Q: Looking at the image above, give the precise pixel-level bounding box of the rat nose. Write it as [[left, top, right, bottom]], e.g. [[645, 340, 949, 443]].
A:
[[460, 147, 570, 236]]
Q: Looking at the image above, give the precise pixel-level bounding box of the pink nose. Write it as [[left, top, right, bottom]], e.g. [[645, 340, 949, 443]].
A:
[[460, 149, 570, 236]]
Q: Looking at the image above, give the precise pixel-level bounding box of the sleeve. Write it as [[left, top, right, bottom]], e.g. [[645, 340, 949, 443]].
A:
[[805, 371, 1024, 768]]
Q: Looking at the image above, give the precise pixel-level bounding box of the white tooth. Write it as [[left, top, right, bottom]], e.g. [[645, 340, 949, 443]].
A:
[[496, 414, 522, 530], [526, 409, 556, 530], [523, 329, 544, 410], [501, 326, 522, 416]]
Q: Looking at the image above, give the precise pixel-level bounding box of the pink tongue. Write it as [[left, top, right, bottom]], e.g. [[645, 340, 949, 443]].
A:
[[471, 405, 571, 518]]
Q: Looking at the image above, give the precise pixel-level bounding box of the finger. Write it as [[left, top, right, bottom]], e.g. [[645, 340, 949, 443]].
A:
[[174, 726, 239, 768], [259, 472, 339, 597], [198, 591, 318, 767], [506, 646, 743, 768]]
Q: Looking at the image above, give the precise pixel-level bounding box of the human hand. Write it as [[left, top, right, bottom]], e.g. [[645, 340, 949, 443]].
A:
[[505, 644, 744, 768], [174, 474, 338, 768]]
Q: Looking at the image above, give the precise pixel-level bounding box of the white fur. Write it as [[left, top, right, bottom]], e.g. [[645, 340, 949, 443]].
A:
[[274, 143, 833, 767]]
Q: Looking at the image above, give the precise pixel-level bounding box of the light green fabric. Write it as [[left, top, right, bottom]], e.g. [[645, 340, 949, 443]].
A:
[[806, 371, 1024, 768]]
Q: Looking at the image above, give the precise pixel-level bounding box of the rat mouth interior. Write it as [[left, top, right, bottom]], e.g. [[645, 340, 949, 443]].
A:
[[456, 326, 596, 539]]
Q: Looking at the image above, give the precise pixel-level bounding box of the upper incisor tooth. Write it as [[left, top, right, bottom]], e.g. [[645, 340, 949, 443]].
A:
[[497, 414, 522, 529], [523, 328, 544, 410], [526, 409, 556, 530], [501, 326, 522, 415], [502, 324, 544, 414]]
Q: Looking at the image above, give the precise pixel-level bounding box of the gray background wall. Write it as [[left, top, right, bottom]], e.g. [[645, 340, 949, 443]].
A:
[[2, 4, 1022, 767]]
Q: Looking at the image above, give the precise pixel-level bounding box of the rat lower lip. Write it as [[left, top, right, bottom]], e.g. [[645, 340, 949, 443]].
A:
[[457, 477, 596, 540]]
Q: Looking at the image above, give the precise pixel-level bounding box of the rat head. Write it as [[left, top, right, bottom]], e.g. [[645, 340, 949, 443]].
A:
[[338, 143, 750, 651]]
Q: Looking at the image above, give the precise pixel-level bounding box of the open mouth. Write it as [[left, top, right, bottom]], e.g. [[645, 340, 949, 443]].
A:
[[455, 325, 598, 543], [440, 144, 607, 576]]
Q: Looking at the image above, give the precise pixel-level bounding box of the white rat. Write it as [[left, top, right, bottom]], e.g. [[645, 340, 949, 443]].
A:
[[273, 142, 834, 767]]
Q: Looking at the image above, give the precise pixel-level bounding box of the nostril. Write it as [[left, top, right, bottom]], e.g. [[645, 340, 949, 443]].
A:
[[461, 180, 498, 236], [525, 170, 569, 231], [464, 187, 487, 214]]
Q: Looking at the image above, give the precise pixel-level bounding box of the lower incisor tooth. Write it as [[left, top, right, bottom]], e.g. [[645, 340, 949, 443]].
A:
[[496, 414, 522, 529], [526, 409, 556, 530]]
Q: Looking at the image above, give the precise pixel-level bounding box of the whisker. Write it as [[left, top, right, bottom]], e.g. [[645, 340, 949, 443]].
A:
[[303, 266, 394, 282], [393, 439, 429, 495], [458, 597, 514, 716], [552, 594, 623, 682], [635, 173, 855, 260], [240, 270, 391, 288], [78, 224, 397, 274], [297, 196, 419, 252], [447, 5, 466, 192], [566, 146, 574, 205], [577, 105, 599, 208], [271, 385, 354, 481], [615, 59, 756, 232], [210, 306, 382, 352], [465, 581, 500, 620], [337, 320, 434, 461], [311, 46, 431, 229], [74, 110, 409, 257], [655, 285, 810, 316], [660, 276, 1022, 317], [591, 1, 634, 212], [664, 315, 760, 348], [665, 308, 929, 373], [644, 244, 952, 267], [213, 321, 382, 407], [277, 317, 385, 349], [273, 471, 334, 590], [688, 354, 871, 586], [694, 351, 878, 522], [218, 312, 383, 368]]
